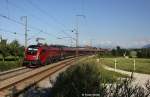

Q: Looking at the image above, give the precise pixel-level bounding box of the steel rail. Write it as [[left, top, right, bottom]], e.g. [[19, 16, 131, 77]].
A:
[[0, 58, 75, 97], [0, 67, 32, 81], [0, 67, 26, 75]]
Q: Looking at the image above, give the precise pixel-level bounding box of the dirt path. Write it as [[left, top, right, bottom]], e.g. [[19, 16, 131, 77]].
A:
[[103, 65, 150, 87]]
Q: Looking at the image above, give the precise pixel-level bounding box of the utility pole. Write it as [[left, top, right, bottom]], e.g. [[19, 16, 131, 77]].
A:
[[75, 31, 79, 59], [75, 14, 85, 59], [21, 16, 27, 49], [70, 39, 73, 47]]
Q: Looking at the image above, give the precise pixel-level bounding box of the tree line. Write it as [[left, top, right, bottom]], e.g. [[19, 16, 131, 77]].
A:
[[0, 38, 24, 61], [98, 46, 150, 58], [111, 46, 150, 58]]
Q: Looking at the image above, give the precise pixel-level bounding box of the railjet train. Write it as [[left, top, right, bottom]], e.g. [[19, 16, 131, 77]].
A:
[[23, 44, 99, 67]]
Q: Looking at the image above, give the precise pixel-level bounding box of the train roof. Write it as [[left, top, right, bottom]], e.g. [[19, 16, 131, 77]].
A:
[[27, 44, 102, 51]]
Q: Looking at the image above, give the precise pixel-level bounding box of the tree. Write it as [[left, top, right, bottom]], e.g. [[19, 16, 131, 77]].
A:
[[0, 38, 24, 61], [17, 46, 25, 58], [116, 46, 122, 56], [136, 48, 150, 58], [8, 40, 21, 60], [111, 49, 116, 56], [0, 39, 10, 61], [112, 46, 128, 57]]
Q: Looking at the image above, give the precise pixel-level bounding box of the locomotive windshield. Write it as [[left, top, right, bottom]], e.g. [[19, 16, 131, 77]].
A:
[[27, 45, 39, 55]]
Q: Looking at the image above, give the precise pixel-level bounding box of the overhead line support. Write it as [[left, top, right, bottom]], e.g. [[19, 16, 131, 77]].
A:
[[21, 16, 28, 49]]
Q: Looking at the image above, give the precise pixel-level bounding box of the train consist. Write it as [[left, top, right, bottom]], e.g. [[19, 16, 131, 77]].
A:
[[23, 44, 99, 67]]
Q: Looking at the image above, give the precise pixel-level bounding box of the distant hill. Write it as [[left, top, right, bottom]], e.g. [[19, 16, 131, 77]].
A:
[[143, 44, 150, 48]]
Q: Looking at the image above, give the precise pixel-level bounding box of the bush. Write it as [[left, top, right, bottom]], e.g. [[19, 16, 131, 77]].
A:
[[51, 62, 107, 97], [0, 60, 22, 71]]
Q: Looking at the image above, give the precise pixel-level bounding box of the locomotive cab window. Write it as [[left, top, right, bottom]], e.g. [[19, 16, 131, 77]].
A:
[[27, 45, 39, 55]]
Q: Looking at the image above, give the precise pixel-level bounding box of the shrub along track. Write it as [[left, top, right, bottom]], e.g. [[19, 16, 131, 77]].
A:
[[0, 58, 75, 97]]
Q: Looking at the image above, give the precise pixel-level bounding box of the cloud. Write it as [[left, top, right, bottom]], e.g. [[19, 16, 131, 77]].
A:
[[129, 39, 150, 48], [99, 40, 112, 45], [83, 39, 150, 48], [96, 40, 116, 48]]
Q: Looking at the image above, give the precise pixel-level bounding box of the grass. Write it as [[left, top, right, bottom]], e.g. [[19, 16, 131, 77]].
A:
[[100, 57, 150, 74], [76, 57, 128, 83], [0, 60, 22, 72], [99, 66, 128, 83]]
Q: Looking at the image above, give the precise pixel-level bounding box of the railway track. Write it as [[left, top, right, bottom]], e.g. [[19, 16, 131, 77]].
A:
[[0, 67, 32, 81], [0, 58, 75, 97]]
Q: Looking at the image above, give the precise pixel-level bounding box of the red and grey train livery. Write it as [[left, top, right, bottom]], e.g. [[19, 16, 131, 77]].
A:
[[23, 44, 98, 67]]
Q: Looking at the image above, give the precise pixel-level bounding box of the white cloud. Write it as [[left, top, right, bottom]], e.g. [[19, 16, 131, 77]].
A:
[[129, 39, 150, 48], [99, 40, 112, 45]]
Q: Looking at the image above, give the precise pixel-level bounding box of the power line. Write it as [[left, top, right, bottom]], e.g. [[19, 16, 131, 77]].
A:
[[0, 28, 23, 36], [7, 1, 55, 30], [26, 0, 72, 37], [5, 0, 72, 38], [27, 0, 66, 28], [0, 28, 49, 43], [0, 14, 23, 25], [1, 0, 62, 38], [0, 0, 78, 45], [0, 13, 57, 38], [5, 0, 10, 18]]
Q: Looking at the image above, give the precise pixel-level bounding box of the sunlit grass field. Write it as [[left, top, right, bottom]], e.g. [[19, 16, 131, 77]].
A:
[[77, 57, 128, 83], [100, 57, 150, 74]]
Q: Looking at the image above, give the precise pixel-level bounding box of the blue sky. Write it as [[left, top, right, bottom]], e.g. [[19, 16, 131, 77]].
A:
[[0, 0, 150, 48]]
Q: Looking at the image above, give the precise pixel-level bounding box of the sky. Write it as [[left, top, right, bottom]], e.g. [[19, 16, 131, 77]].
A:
[[0, 0, 150, 48]]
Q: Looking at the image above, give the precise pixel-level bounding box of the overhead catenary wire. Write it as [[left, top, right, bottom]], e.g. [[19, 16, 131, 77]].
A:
[[1, 0, 61, 39], [5, 0, 10, 18], [0, 13, 57, 38], [0, 0, 86, 46], [7, 1, 56, 31], [27, 0, 66, 28], [26, 0, 72, 37], [0, 14, 24, 25], [2, 0, 75, 40], [0, 28, 23, 41], [0, 28, 23, 36]]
